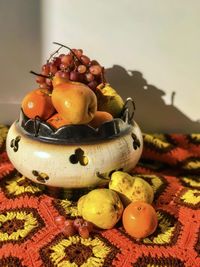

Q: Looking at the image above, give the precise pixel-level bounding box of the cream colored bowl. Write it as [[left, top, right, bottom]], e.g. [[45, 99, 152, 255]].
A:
[[6, 99, 143, 189]]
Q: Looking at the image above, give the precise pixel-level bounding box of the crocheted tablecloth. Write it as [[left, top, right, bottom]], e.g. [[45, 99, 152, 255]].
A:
[[0, 124, 199, 267]]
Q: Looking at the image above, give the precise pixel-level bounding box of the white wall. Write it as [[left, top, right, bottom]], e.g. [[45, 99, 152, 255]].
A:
[[41, 0, 200, 132], [0, 0, 199, 132], [0, 0, 41, 124]]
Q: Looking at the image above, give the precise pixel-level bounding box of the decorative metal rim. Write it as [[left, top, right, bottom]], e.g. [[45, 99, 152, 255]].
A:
[[17, 97, 136, 144]]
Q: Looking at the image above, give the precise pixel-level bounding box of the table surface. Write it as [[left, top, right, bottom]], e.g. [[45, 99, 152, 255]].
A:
[[0, 125, 199, 267]]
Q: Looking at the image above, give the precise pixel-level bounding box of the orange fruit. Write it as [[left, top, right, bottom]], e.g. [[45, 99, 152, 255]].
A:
[[47, 113, 70, 129], [122, 201, 158, 239], [22, 88, 55, 120], [88, 111, 113, 128]]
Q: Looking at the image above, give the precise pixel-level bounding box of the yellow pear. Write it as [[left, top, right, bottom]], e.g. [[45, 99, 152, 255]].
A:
[[96, 83, 124, 118], [109, 171, 154, 206], [77, 188, 124, 229]]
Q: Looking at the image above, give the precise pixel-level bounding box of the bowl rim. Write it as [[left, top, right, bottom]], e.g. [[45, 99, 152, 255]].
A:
[[17, 98, 136, 144]]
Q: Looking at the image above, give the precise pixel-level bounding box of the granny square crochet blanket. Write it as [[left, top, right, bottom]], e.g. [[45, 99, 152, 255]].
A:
[[0, 125, 199, 267]]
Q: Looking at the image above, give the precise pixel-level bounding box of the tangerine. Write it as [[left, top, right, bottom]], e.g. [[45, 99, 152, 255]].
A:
[[21, 88, 55, 120], [122, 201, 158, 239]]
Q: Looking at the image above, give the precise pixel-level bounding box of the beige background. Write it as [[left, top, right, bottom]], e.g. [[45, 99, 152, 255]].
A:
[[0, 0, 199, 132]]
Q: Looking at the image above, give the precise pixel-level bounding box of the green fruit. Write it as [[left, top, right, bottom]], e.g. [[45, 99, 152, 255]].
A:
[[109, 171, 154, 206], [96, 83, 124, 118], [77, 188, 124, 229]]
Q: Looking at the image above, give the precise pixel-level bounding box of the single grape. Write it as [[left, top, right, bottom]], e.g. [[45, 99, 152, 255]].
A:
[[36, 76, 45, 84], [71, 48, 77, 54], [85, 72, 94, 82], [89, 65, 102, 75], [73, 218, 84, 230], [88, 80, 98, 90], [39, 83, 48, 89], [77, 49, 83, 58], [54, 216, 66, 226], [60, 63, 69, 70], [41, 69, 50, 76], [82, 221, 94, 232], [55, 70, 62, 77], [42, 64, 50, 73], [78, 226, 90, 239], [90, 60, 99, 66], [49, 63, 57, 75], [72, 49, 83, 59], [46, 78, 52, 86], [63, 224, 76, 237], [56, 71, 70, 79], [70, 71, 80, 81], [59, 53, 65, 58], [78, 65, 87, 74], [61, 54, 73, 65], [80, 55, 90, 65], [52, 57, 61, 67], [64, 219, 75, 227]]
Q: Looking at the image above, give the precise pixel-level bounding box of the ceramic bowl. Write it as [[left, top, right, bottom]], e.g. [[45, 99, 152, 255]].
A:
[[6, 98, 143, 189]]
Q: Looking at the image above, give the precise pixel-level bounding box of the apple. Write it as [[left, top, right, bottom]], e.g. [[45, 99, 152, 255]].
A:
[[21, 88, 55, 120], [51, 81, 97, 124]]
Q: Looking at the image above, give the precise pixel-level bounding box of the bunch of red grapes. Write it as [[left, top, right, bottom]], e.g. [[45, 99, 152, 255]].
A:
[[35, 42, 105, 91], [54, 216, 94, 239]]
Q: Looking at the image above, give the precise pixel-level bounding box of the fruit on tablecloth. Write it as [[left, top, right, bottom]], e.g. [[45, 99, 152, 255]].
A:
[[109, 171, 154, 206], [54, 215, 66, 226], [122, 201, 158, 239], [47, 113, 70, 129], [21, 88, 55, 120], [54, 216, 94, 239], [88, 111, 113, 128], [77, 188, 124, 229], [63, 219, 77, 237], [96, 83, 124, 118], [51, 81, 97, 124]]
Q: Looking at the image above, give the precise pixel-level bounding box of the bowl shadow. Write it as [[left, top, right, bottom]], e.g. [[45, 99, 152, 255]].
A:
[[105, 65, 200, 133]]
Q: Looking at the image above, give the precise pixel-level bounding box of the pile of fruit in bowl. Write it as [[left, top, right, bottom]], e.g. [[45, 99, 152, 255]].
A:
[[6, 42, 143, 189], [23, 41, 125, 129]]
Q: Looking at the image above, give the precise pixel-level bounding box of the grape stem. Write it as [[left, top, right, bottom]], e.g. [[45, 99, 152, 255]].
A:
[[47, 46, 63, 63], [30, 70, 50, 79], [53, 42, 83, 64]]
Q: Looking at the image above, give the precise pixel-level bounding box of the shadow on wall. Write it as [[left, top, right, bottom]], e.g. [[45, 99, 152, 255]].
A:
[[105, 65, 200, 133]]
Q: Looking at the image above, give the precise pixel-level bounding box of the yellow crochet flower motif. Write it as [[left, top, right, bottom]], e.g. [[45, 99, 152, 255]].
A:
[[6, 175, 41, 196], [190, 134, 200, 143], [0, 124, 8, 141], [143, 134, 171, 149], [59, 199, 80, 217], [180, 189, 200, 206], [182, 159, 200, 171], [50, 235, 111, 267], [143, 211, 176, 245], [0, 211, 38, 241], [181, 176, 200, 189]]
